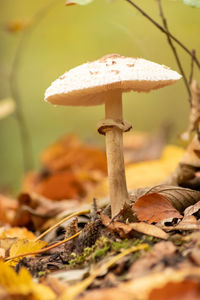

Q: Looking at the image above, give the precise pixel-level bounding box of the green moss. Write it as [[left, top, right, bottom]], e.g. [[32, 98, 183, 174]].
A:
[[111, 239, 132, 251], [68, 234, 154, 267], [92, 244, 110, 260], [69, 247, 94, 265]]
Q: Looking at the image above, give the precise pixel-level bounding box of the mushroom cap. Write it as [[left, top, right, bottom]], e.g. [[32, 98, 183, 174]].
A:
[[45, 54, 181, 106]]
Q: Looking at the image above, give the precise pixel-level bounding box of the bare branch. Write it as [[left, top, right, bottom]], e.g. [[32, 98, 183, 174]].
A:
[[124, 0, 200, 70], [189, 50, 196, 85], [156, 0, 191, 106]]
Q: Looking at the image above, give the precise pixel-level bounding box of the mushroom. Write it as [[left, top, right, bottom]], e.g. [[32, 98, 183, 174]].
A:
[[44, 54, 181, 217]]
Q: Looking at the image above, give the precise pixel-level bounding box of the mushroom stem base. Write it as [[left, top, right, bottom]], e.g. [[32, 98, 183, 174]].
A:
[[105, 128, 130, 217]]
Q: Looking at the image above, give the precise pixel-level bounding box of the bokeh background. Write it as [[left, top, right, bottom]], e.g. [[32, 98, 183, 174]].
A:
[[0, 0, 200, 192]]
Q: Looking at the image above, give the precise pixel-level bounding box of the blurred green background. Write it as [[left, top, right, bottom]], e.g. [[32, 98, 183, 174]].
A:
[[0, 0, 200, 192]]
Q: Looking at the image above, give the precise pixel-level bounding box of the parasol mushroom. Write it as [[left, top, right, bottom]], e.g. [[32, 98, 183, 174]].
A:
[[44, 54, 181, 217]]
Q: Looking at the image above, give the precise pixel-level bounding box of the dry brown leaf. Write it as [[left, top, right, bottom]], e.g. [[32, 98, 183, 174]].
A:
[[0, 194, 18, 225], [129, 241, 176, 279], [77, 268, 200, 300], [133, 193, 182, 224], [40, 134, 107, 174], [100, 215, 168, 239], [13, 192, 80, 229], [131, 185, 200, 213], [23, 135, 107, 201], [77, 289, 134, 300], [34, 171, 86, 200], [148, 280, 200, 300], [184, 200, 200, 217]]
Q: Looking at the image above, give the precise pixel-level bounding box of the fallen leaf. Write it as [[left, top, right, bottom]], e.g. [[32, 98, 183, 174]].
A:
[[0, 194, 18, 225], [0, 227, 36, 240], [100, 215, 168, 239], [13, 192, 80, 229], [184, 200, 200, 217], [77, 268, 200, 300], [40, 134, 107, 174], [35, 171, 86, 200], [133, 193, 182, 224], [50, 268, 89, 284], [0, 261, 55, 300], [129, 241, 176, 279], [131, 185, 200, 213], [77, 289, 134, 300], [59, 244, 148, 300], [23, 134, 107, 201], [8, 239, 47, 266], [0, 238, 17, 257], [149, 280, 200, 300]]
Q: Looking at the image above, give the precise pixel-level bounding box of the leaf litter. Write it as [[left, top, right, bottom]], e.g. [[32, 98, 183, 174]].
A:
[[1, 135, 200, 299]]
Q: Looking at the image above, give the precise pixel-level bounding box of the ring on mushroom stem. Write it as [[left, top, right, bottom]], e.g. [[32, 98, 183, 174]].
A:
[[44, 54, 181, 218]]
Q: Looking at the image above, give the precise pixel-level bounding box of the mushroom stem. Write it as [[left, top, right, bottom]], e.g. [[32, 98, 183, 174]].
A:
[[105, 90, 130, 217]]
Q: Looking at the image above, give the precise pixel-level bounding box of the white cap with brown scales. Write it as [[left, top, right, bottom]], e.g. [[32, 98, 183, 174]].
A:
[[44, 54, 182, 218], [45, 54, 181, 106]]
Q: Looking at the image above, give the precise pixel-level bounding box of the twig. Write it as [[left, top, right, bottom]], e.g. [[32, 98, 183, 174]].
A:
[[5, 231, 81, 262], [156, 0, 191, 105], [34, 209, 90, 242], [9, 0, 58, 172], [189, 50, 196, 85], [124, 0, 200, 70]]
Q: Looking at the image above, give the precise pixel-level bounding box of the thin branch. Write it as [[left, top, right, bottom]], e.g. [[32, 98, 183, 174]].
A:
[[189, 50, 196, 85], [124, 0, 200, 70], [156, 0, 191, 106], [9, 0, 58, 172]]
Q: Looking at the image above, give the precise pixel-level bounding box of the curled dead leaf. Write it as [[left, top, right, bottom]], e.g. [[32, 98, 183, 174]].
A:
[[100, 214, 168, 240], [131, 185, 200, 213], [133, 193, 182, 224]]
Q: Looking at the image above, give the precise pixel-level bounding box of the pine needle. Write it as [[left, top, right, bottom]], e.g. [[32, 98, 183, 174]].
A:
[[34, 209, 90, 242]]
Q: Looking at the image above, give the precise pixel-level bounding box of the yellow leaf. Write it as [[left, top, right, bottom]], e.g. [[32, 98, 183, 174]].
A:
[[0, 261, 55, 300], [8, 239, 47, 266], [0, 227, 36, 240], [0, 98, 16, 119], [87, 145, 185, 201]]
